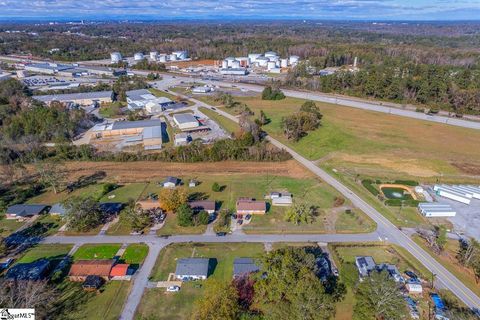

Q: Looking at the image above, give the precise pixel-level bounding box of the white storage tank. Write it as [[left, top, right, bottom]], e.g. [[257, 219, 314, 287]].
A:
[[110, 52, 122, 63], [289, 55, 300, 65], [232, 60, 241, 68], [170, 54, 178, 61], [221, 60, 228, 69], [149, 51, 158, 60], [265, 51, 277, 58], [159, 55, 167, 63], [248, 53, 262, 63], [267, 61, 276, 70], [225, 57, 236, 67], [256, 57, 269, 67], [134, 52, 144, 61], [173, 51, 188, 60], [280, 59, 288, 68]]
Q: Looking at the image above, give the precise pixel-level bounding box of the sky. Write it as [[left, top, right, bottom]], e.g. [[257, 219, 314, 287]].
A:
[[0, 0, 479, 21]]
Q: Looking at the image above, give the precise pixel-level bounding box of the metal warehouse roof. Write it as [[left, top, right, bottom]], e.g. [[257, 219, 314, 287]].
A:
[[175, 258, 210, 277], [111, 119, 162, 130], [126, 89, 154, 101], [34, 90, 113, 102], [143, 126, 162, 139], [173, 113, 197, 124]]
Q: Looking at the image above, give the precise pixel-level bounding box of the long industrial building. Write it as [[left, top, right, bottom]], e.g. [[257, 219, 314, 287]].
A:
[[418, 203, 456, 217], [433, 185, 480, 205], [91, 119, 163, 150], [34, 91, 113, 106]]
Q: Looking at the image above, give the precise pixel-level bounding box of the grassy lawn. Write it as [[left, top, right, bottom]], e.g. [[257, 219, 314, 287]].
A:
[[198, 106, 240, 135], [106, 218, 135, 235], [149, 88, 182, 101], [99, 183, 148, 203], [412, 236, 480, 297], [141, 174, 373, 234], [0, 216, 24, 236], [99, 102, 124, 118], [16, 244, 72, 264], [330, 243, 431, 320], [73, 244, 122, 260], [26, 183, 108, 205], [137, 243, 265, 320], [121, 244, 149, 264], [157, 214, 207, 236], [65, 281, 132, 320]]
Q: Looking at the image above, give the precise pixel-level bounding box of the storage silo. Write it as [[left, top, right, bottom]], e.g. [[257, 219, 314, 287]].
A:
[[280, 59, 288, 68], [267, 61, 276, 70], [221, 60, 228, 69], [225, 57, 236, 67], [173, 51, 188, 60], [110, 52, 122, 63], [159, 55, 167, 63], [289, 55, 300, 65], [248, 53, 262, 63], [170, 54, 178, 61], [149, 51, 158, 60], [134, 52, 144, 61]]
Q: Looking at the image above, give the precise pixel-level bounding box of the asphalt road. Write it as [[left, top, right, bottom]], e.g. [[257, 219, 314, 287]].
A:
[[168, 91, 480, 310], [149, 74, 480, 130]]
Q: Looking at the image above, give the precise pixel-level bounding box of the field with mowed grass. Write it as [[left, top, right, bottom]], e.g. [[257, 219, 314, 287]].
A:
[[120, 244, 149, 264], [139, 173, 374, 235], [229, 95, 480, 180], [73, 244, 122, 260], [136, 243, 265, 320], [16, 244, 72, 264]]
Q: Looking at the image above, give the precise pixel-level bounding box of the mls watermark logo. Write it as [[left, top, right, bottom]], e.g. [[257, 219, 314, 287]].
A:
[[0, 309, 35, 320]]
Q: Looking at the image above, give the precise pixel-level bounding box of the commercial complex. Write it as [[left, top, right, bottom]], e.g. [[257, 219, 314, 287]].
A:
[[126, 89, 172, 112], [34, 90, 113, 106]]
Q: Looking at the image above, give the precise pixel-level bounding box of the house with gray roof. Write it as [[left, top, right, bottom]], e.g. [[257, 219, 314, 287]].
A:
[[355, 256, 376, 279], [5, 204, 49, 220], [50, 203, 67, 216], [233, 258, 260, 278], [162, 176, 181, 188], [175, 258, 212, 281]]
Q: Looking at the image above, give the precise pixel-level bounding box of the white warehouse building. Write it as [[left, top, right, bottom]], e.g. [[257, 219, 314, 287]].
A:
[[111, 52, 122, 64], [418, 203, 456, 217], [173, 113, 200, 130], [433, 185, 473, 205]]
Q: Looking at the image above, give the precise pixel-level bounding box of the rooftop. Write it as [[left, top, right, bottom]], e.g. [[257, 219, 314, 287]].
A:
[[188, 200, 216, 212], [175, 258, 211, 277], [233, 258, 260, 277], [34, 91, 113, 103], [236, 199, 266, 212], [126, 89, 156, 101], [6, 204, 48, 217], [111, 119, 162, 130], [173, 113, 198, 124], [69, 259, 115, 277]]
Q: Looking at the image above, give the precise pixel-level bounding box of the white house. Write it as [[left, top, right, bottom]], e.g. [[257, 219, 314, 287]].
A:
[[161, 176, 180, 188]]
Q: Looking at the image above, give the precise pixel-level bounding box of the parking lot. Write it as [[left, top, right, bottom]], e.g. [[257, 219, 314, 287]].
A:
[[426, 187, 480, 240]]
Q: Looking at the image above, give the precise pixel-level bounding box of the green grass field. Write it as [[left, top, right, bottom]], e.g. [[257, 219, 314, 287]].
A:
[[99, 183, 148, 203], [137, 243, 265, 320], [26, 183, 108, 205], [198, 107, 240, 134], [121, 244, 149, 264], [16, 244, 72, 264], [157, 214, 207, 236], [73, 244, 122, 260], [0, 216, 24, 236]]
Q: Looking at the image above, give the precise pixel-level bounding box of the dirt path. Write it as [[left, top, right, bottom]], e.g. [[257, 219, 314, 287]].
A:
[[51, 160, 313, 183]]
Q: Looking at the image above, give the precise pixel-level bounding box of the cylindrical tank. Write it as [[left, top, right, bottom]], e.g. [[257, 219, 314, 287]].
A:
[[289, 55, 300, 65], [248, 53, 262, 63], [159, 55, 167, 63], [265, 51, 277, 58], [267, 61, 276, 70], [110, 52, 122, 63], [170, 54, 178, 61], [173, 51, 188, 60], [149, 51, 158, 60], [280, 58, 288, 68], [225, 57, 235, 67], [221, 60, 228, 69], [134, 52, 144, 61], [232, 60, 241, 68]]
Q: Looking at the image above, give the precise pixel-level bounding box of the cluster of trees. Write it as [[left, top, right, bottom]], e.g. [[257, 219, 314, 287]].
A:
[[176, 203, 209, 227], [261, 86, 285, 101], [191, 247, 343, 320], [281, 101, 323, 141], [63, 196, 109, 232], [131, 60, 167, 72], [287, 61, 480, 115], [112, 75, 148, 101], [417, 225, 448, 254], [284, 202, 318, 225], [457, 238, 480, 281]]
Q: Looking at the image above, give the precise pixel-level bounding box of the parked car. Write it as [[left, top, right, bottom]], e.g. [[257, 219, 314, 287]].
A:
[[245, 214, 252, 220], [167, 286, 180, 292], [405, 270, 418, 279], [238, 219, 243, 225], [216, 232, 227, 237], [232, 214, 237, 220]]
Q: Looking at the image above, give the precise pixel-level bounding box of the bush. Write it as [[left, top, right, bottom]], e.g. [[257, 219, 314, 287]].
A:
[[261, 86, 285, 100], [392, 180, 419, 186], [102, 183, 118, 195], [384, 199, 420, 207], [197, 210, 210, 225], [212, 182, 222, 192], [361, 179, 379, 196]]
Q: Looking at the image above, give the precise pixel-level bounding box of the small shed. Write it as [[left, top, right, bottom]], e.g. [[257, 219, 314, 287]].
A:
[[406, 282, 423, 294], [233, 258, 259, 278], [50, 203, 67, 216], [82, 275, 104, 291], [162, 177, 181, 188], [189, 179, 199, 188]]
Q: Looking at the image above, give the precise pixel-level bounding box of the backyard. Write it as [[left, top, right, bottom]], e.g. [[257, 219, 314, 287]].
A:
[[136, 242, 265, 320]]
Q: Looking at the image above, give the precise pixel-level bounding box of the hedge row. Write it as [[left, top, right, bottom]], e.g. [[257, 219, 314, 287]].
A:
[[384, 199, 421, 207], [361, 179, 380, 196]]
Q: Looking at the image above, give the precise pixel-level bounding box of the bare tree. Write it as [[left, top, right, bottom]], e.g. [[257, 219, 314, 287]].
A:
[[35, 161, 66, 194]]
